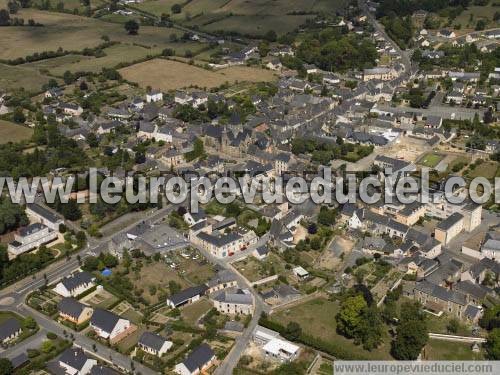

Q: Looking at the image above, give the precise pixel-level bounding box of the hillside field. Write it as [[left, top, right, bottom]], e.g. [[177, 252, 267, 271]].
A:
[[0, 120, 34, 144], [119, 58, 277, 90]]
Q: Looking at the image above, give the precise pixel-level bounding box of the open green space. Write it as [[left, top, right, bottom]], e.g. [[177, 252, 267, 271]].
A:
[[424, 339, 484, 360], [418, 152, 445, 168], [270, 297, 393, 359], [0, 120, 34, 144], [0, 63, 51, 92]]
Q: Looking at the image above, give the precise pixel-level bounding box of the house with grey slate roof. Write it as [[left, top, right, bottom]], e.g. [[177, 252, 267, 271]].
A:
[[138, 332, 173, 357], [174, 343, 216, 375]]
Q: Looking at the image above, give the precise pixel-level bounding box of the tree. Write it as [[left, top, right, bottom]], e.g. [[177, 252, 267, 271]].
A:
[[60, 199, 82, 221], [63, 70, 74, 84], [86, 133, 99, 148], [124, 20, 139, 35], [265, 30, 277, 42], [356, 305, 383, 350], [336, 294, 367, 338], [0, 9, 10, 26], [285, 321, 302, 341], [391, 301, 428, 359], [79, 81, 88, 91], [8, 1, 19, 14], [41, 339, 55, 353], [12, 107, 26, 123], [23, 316, 37, 330], [317, 206, 337, 226], [486, 328, 500, 359], [447, 318, 460, 334], [168, 280, 181, 295], [83, 256, 99, 271], [171, 3, 181, 13], [0, 358, 13, 375]]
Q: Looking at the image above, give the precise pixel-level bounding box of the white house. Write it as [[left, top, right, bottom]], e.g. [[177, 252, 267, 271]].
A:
[[90, 309, 133, 344], [263, 338, 300, 362], [8, 223, 58, 259], [146, 90, 163, 103], [26, 203, 63, 231], [58, 348, 97, 375], [174, 344, 216, 375], [138, 332, 173, 357], [54, 272, 95, 298]]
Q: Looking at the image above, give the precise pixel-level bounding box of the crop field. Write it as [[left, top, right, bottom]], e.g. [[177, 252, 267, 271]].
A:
[[0, 63, 51, 92], [203, 14, 313, 36], [0, 121, 34, 144], [119, 58, 277, 90], [137, 0, 346, 35], [0, 9, 185, 60]]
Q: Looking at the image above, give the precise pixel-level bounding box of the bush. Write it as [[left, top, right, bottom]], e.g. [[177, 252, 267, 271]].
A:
[[46, 332, 58, 340]]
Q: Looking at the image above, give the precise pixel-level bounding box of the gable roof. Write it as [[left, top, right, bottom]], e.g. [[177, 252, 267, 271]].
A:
[[26, 203, 61, 224], [181, 343, 215, 373], [59, 348, 89, 371], [0, 318, 21, 341], [60, 272, 94, 292], [90, 309, 121, 333], [139, 332, 168, 351], [58, 297, 87, 318], [168, 285, 208, 307]]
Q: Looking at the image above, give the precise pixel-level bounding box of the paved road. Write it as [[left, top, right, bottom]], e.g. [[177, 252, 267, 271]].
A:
[[188, 237, 270, 375], [359, 0, 412, 76], [0, 204, 177, 373], [1, 303, 155, 375]]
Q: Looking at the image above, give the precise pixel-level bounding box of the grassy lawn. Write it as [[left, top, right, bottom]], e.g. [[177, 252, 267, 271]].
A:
[[0, 120, 34, 144], [181, 298, 213, 326], [233, 253, 282, 283], [124, 261, 190, 305], [117, 326, 146, 354], [271, 297, 393, 360], [181, 259, 215, 285], [418, 152, 445, 168], [82, 289, 120, 310], [119, 58, 277, 90], [423, 339, 484, 360]]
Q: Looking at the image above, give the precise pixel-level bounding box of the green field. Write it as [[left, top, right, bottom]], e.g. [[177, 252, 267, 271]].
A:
[[203, 14, 313, 36], [181, 298, 213, 326], [0, 121, 34, 144], [444, 5, 500, 31], [418, 152, 445, 168], [0, 63, 51, 92], [466, 160, 500, 180], [24, 54, 93, 72], [424, 339, 484, 360], [270, 297, 393, 359], [0, 9, 186, 60]]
